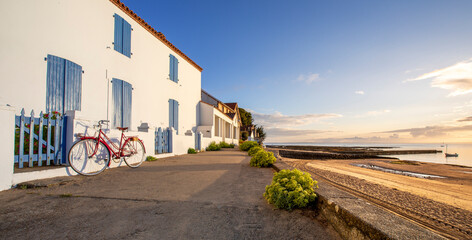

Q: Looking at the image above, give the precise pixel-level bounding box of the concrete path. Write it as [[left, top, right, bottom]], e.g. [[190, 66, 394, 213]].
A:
[[0, 149, 339, 240]]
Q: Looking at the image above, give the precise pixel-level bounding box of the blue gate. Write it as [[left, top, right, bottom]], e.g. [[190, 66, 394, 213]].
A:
[[195, 131, 202, 151], [14, 109, 66, 168], [155, 127, 172, 154]]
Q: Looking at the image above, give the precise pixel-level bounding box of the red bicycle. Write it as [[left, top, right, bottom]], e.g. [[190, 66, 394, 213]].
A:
[[68, 120, 146, 176]]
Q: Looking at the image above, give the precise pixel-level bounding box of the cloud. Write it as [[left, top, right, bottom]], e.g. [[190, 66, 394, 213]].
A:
[[251, 111, 342, 128], [265, 127, 328, 137], [389, 133, 399, 139], [383, 124, 472, 138], [355, 90, 365, 95], [297, 73, 320, 84], [305, 135, 399, 144], [406, 58, 472, 96], [457, 116, 472, 122]]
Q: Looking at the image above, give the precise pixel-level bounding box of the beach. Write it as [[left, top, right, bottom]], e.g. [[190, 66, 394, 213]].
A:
[[267, 146, 472, 238]]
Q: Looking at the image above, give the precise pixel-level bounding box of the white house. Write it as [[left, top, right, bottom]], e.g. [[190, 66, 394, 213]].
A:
[[198, 90, 241, 147], [0, 0, 241, 189]]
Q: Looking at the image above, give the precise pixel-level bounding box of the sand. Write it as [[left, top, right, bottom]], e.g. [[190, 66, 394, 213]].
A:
[[301, 159, 472, 211]]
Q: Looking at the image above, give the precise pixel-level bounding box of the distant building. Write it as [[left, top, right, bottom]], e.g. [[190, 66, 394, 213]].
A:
[[198, 90, 241, 146]]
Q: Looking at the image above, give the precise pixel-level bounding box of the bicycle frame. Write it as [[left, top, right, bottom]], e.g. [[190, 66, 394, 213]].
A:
[[79, 127, 145, 167]]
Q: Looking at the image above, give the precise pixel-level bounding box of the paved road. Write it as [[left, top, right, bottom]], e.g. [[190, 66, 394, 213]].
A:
[[0, 149, 339, 239]]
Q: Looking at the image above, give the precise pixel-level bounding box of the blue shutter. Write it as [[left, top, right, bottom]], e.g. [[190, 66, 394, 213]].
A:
[[112, 78, 123, 128], [114, 14, 123, 54], [174, 56, 179, 83], [169, 55, 175, 82], [64, 60, 82, 112], [169, 99, 174, 130], [122, 19, 131, 58], [174, 100, 179, 134], [46, 55, 65, 113], [122, 81, 132, 128]]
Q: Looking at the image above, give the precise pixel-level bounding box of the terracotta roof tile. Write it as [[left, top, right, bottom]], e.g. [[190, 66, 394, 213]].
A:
[[225, 103, 238, 110], [225, 112, 236, 119], [109, 0, 202, 72]]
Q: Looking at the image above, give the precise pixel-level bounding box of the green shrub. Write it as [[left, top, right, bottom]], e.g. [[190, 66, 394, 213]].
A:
[[264, 169, 318, 210], [239, 141, 258, 151], [248, 146, 263, 156], [241, 131, 249, 141], [146, 156, 158, 162], [219, 141, 232, 148], [229, 143, 235, 148], [206, 141, 221, 151], [188, 148, 197, 154], [250, 150, 276, 167]]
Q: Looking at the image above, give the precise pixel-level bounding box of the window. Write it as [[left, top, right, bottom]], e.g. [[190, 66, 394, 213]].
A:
[[169, 99, 179, 134], [46, 54, 82, 114], [112, 78, 132, 128], [169, 54, 179, 83], [114, 14, 132, 58]]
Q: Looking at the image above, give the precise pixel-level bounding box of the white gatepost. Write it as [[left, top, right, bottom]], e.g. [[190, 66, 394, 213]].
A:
[[0, 106, 16, 191]]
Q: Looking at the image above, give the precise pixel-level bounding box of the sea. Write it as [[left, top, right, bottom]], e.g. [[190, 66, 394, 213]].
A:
[[266, 142, 472, 168]]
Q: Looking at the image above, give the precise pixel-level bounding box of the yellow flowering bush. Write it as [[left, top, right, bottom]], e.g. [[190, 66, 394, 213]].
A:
[[239, 141, 258, 151], [264, 169, 318, 210], [250, 150, 276, 167], [248, 146, 263, 156]]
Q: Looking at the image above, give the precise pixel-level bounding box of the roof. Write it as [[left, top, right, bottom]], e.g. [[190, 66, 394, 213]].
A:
[[225, 103, 238, 110], [201, 89, 219, 105], [225, 112, 236, 119], [109, 0, 203, 72], [201, 89, 233, 111]]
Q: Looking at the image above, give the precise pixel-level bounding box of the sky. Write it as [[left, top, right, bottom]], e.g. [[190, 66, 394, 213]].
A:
[[122, 0, 472, 144]]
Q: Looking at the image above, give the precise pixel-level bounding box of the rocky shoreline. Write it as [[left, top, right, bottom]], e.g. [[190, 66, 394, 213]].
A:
[[267, 145, 441, 160]]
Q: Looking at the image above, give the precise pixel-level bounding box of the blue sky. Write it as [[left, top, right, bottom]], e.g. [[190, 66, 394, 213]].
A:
[[122, 0, 472, 143]]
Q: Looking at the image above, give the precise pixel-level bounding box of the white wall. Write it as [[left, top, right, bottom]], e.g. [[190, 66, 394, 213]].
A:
[[0, 106, 15, 191], [0, 0, 201, 138], [199, 102, 214, 126]]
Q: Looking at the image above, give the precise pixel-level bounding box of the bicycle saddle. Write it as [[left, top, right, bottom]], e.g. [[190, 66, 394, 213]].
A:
[[117, 127, 128, 131]]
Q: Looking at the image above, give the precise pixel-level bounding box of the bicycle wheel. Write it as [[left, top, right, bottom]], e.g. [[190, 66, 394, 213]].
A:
[[123, 139, 145, 168], [68, 139, 110, 176]]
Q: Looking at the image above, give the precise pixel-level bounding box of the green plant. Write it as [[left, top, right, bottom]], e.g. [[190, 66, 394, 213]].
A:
[[256, 125, 267, 144], [229, 143, 235, 148], [264, 169, 318, 210], [239, 108, 253, 126], [219, 142, 231, 148], [188, 148, 197, 154], [146, 156, 158, 161], [239, 141, 258, 151], [241, 131, 249, 141], [206, 141, 221, 151], [248, 146, 263, 156], [250, 150, 276, 167]]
